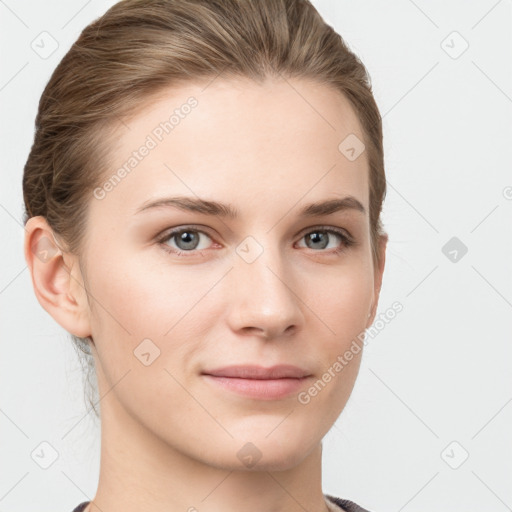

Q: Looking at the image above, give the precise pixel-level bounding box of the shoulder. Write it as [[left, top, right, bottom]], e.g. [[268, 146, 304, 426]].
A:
[[325, 493, 375, 512]]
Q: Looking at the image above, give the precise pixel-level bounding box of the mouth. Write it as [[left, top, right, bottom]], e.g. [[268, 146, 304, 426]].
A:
[[201, 364, 313, 400]]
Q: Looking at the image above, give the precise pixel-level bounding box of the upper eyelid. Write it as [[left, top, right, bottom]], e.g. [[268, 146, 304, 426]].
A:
[[157, 225, 215, 242]]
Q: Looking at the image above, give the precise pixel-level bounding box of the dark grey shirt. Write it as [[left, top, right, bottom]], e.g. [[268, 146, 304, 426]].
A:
[[326, 493, 373, 511], [71, 495, 373, 512]]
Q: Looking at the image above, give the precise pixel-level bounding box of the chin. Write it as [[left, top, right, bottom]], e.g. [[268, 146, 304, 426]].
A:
[[207, 432, 318, 472]]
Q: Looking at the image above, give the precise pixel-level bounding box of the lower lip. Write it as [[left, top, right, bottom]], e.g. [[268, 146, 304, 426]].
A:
[[202, 375, 311, 400]]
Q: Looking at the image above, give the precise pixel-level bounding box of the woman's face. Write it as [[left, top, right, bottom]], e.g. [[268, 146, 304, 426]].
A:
[[68, 77, 385, 470]]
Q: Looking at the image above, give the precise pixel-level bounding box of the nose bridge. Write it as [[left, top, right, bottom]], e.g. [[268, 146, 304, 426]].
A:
[[229, 233, 303, 335]]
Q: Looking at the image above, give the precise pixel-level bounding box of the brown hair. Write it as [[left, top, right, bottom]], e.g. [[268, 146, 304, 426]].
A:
[[22, 0, 387, 418]]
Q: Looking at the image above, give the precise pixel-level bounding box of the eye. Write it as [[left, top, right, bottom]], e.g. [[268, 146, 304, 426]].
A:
[[156, 225, 355, 258], [157, 227, 214, 256], [296, 227, 355, 254]]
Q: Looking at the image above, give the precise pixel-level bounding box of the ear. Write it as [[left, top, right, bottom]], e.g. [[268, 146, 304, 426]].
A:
[[24, 216, 92, 339], [367, 233, 388, 327]]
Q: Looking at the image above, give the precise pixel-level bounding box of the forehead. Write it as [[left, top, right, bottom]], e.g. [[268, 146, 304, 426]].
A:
[[92, 77, 369, 222]]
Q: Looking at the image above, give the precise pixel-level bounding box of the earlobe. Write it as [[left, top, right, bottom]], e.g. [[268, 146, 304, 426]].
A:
[[24, 216, 92, 339]]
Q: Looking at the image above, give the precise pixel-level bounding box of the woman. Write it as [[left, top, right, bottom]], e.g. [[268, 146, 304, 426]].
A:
[[23, 1, 387, 511]]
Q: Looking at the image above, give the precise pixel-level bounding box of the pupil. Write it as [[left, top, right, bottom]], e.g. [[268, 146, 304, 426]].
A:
[[178, 231, 198, 250], [308, 231, 328, 249]]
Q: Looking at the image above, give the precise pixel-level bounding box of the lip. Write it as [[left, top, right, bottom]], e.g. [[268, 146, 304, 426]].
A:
[[201, 365, 313, 400], [202, 364, 312, 379]]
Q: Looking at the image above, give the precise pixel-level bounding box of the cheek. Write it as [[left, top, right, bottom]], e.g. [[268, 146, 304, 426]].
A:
[[86, 253, 218, 381], [89, 250, 207, 335], [309, 266, 373, 343], [86, 257, 203, 425], [292, 266, 373, 409]]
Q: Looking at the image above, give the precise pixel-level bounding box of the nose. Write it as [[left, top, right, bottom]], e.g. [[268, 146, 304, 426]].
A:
[[226, 243, 305, 340]]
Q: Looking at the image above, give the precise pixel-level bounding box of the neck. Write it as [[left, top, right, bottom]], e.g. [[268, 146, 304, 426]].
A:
[[86, 389, 330, 512]]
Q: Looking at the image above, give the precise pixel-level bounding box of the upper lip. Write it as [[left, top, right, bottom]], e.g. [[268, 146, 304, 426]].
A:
[[202, 365, 312, 379]]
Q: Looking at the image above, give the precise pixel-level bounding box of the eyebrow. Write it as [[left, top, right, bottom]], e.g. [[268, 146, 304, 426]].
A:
[[135, 195, 366, 218]]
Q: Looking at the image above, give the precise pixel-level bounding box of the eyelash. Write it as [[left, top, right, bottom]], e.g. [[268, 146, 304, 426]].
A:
[[156, 225, 356, 258]]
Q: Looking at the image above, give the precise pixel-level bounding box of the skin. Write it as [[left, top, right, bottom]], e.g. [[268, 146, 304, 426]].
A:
[[25, 76, 387, 512]]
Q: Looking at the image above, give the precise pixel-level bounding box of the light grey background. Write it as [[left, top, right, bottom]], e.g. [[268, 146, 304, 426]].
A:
[[1, 1, 511, 511]]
